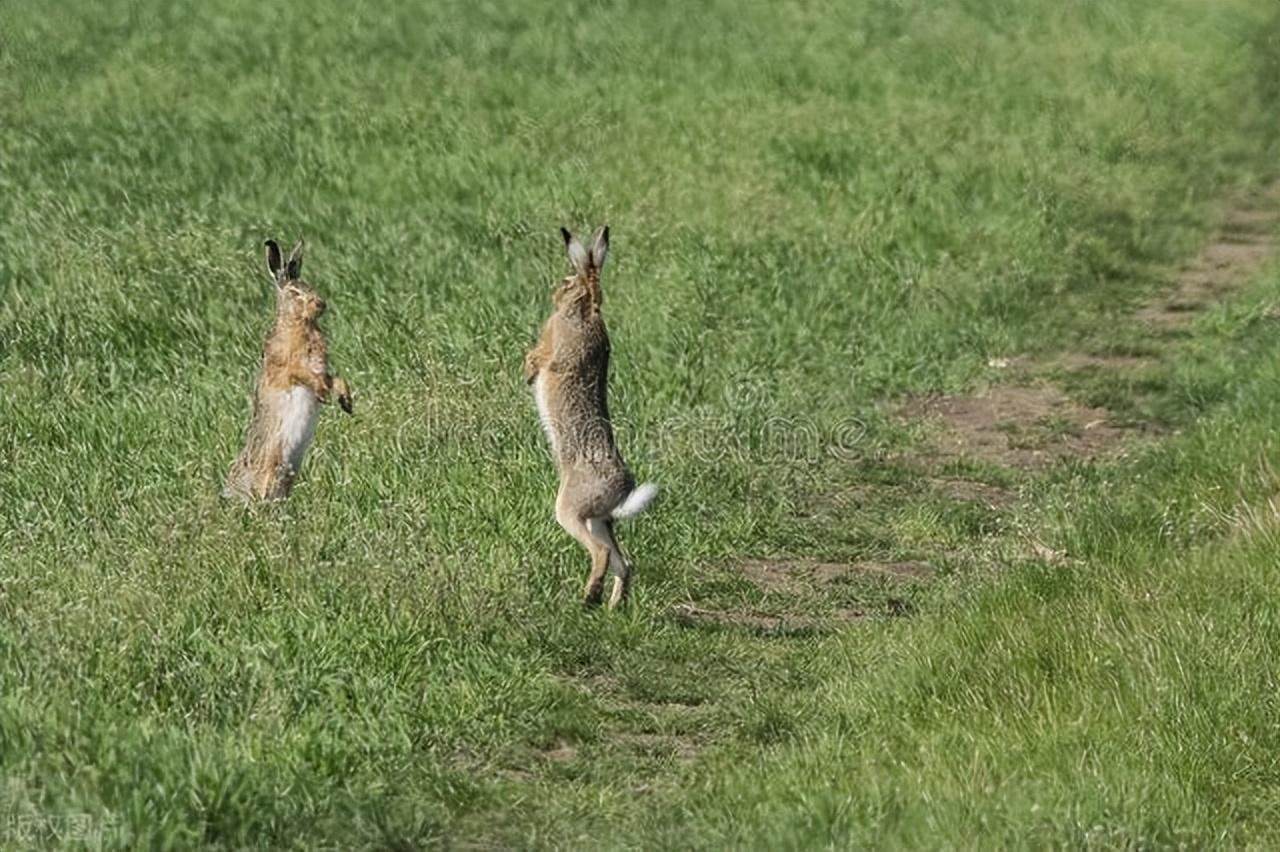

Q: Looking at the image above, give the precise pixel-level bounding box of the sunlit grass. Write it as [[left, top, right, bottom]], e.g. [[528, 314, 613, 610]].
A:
[[2, 0, 1279, 847]]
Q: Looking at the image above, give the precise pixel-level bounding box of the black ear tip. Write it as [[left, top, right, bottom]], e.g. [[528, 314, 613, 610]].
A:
[[560, 227, 573, 245]]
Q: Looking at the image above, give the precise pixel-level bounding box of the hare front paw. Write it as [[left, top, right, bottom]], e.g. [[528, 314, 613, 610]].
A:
[[333, 376, 353, 414], [522, 352, 540, 385]]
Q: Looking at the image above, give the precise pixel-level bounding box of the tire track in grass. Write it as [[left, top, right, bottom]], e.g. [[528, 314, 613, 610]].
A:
[[1138, 181, 1280, 330], [675, 179, 1280, 633]]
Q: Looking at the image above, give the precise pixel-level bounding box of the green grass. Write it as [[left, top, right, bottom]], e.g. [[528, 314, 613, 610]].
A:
[[3, 0, 1280, 848]]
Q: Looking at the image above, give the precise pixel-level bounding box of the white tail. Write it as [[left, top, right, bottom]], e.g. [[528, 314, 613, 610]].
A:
[[611, 482, 658, 519]]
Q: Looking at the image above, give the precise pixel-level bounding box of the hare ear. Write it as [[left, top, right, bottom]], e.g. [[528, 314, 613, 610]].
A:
[[286, 239, 305, 280], [265, 239, 285, 285], [562, 227, 589, 273], [588, 225, 609, 270]]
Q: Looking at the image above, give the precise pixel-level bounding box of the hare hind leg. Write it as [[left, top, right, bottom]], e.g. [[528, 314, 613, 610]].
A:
[[587, 517, 631, 610], [255, 447, 294, 501], [222, 452, 253, 502], [556, 493, 611, 606]]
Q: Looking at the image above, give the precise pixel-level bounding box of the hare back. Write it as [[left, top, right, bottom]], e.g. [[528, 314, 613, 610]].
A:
[[540, 311, 614, 443], [537, 368, 626, 470]]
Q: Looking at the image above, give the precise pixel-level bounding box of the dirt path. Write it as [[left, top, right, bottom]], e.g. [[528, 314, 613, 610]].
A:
[[899, 385, 1143, 472], [1138, 182, 1280, 329], [901, 180, 1280, 476], [673, 179, 1280, 632]]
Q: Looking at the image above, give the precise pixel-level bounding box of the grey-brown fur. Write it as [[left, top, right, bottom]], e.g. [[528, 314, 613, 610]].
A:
[[223, 238, 352, 503], [524, 226, 656, 607]]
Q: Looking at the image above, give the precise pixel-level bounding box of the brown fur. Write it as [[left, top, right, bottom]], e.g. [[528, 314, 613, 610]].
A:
[[525, 226, 653, 608], [223, 239, 352, 503]]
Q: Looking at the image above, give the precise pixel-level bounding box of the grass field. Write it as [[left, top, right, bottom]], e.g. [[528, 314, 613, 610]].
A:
[[4, 0, 1280, 848]]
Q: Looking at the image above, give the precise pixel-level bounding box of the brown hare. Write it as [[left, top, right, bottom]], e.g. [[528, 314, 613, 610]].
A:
[[223, 239, 353, 503], [524, 226, 657, 608]]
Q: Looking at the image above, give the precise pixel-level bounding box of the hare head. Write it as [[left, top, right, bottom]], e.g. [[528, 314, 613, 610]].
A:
[[553, 226, 609, 312], [265, 238, 327, 322]]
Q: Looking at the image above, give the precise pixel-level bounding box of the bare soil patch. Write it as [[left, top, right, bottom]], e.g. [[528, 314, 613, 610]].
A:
[[672, 558, 927, 633], [1138, 181, 1280, 328], [736, 557, 932, 592], [929, 477, 1017, 508], [802, 477, 1016, 516], [748, 182, 1277, 624], [669, 602, 867, 634], [560, 672, 620, 696], [1224, 205, 1279, 233], [798, 484, 883, 517], [608, 732, 703, 761], [900, 385, 1146, 471], [557, 673, 702, 714], [1037, 352, 1158, 373], [538, 742, 578, 763]]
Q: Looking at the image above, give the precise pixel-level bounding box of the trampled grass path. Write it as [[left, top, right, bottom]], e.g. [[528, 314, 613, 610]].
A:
[[668, 178, 1280, 634]]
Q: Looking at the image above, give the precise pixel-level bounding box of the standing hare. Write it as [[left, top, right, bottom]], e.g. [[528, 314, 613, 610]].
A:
[[524, 226, 657, 608], [223, 239, 353, 503]]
